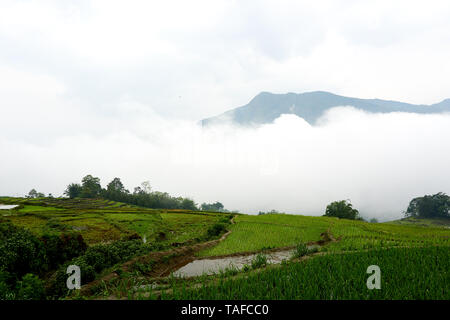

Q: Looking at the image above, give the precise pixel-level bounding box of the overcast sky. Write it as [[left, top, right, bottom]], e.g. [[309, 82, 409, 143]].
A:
[[1, 1, 450, 220]]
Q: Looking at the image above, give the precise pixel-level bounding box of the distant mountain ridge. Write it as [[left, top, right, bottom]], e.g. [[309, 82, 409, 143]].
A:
[[201, 91, 450, 126]]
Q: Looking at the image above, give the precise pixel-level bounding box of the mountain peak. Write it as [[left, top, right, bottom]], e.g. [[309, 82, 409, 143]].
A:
[[201, 92, 450, 127], [433, 98, 450, 108]]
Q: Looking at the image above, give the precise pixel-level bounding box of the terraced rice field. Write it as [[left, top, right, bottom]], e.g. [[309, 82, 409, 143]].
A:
[[199, 213, 450, 257], [325, 218, 450, 252], [158, 246, 450, 300], [0, 197, 226, 245], [1, 197, 449, 300], [199, 214, 330, 256]]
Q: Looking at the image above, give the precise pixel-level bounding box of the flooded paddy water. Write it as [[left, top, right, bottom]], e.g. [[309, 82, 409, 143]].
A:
[[172, 245, 319, 278], [0, 204, 18, 210]]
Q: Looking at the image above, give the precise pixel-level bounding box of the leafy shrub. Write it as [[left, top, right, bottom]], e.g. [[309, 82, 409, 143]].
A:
[[131, 260, 154, 275], [218, 216, 232, 224], [40, 233, 87, 269], [0, 281, 13, 300], [46, 256, 96, 298], [0, 270, 15, 300], [292, 242, 308, 258], [82, 239, 152, 273], [324, 200, 361, 220], [70, 257, 96, 283], [207, 223, 227, 238], [15, 273, 45, 300], [84, 245, 115, 273], [251, 253, 267, 269], [0, 223, 47, 277], [47, 239, 156, 298]]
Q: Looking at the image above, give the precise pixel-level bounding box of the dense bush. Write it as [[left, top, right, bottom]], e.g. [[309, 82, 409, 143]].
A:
[[40, 233, 87, 269], [46, 256, 96, 298], [15, 273, 46, 300], [81, 239, 158, 272], [0, 223, 91, 300], [405, 192, 450, 219], [0, 223, 47, 278], [46, 239, 158, 298], [324, 200, 361, 220], [218, 215, 233, 224], [207, 223, 227, 238], [0, 270, 15, 300]]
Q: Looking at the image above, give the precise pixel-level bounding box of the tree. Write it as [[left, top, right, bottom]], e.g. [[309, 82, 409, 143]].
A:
[[180, 198, 198, 211], [64, 183, 82, 199], [80, 175, 102, 198], [201, 202, 225, 212], [105, 177, 130, 202], [133, 186, 144, 195], [106, 177, 126, 194], [26, 189, 45, 198], [324, 200, 361, 220], [405, 192, 450, 219], [27, 189, 38, 198], [140, 181, 152, 194]]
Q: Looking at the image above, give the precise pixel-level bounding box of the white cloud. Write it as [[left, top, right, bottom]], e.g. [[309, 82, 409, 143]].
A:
[[1, 1, 450, 220], [2, 106, 450, 221], [2, 0, 450, 119]]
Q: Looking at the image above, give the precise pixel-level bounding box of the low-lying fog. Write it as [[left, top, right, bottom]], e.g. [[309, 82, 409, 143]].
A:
[[2, 104, 450, 222]]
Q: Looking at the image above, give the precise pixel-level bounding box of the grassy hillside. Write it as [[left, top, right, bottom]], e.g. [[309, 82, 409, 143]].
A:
[[161, 246, 449, 300], [199, 214, 331, 256], [199, 213, 449, 257], [0, 197, 227, 245], [326, 217, 449, 252], [1, 197, 449, 300], [387, 216, 450, 228]]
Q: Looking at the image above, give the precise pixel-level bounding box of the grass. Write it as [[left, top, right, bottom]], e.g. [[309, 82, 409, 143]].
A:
[[251, 253, 268, 269], [18, 205, 65, 212], [158, 246, 450, 300], [292, 242, 308, 258], [2, 196, 449, 301], [199, 213, 450, 257], [0, 197, 228, 246], [160, 212, 223, 244], [198, 214, 329, 256], [387, 217, 450, 228], [325, 218, 450, 252]]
